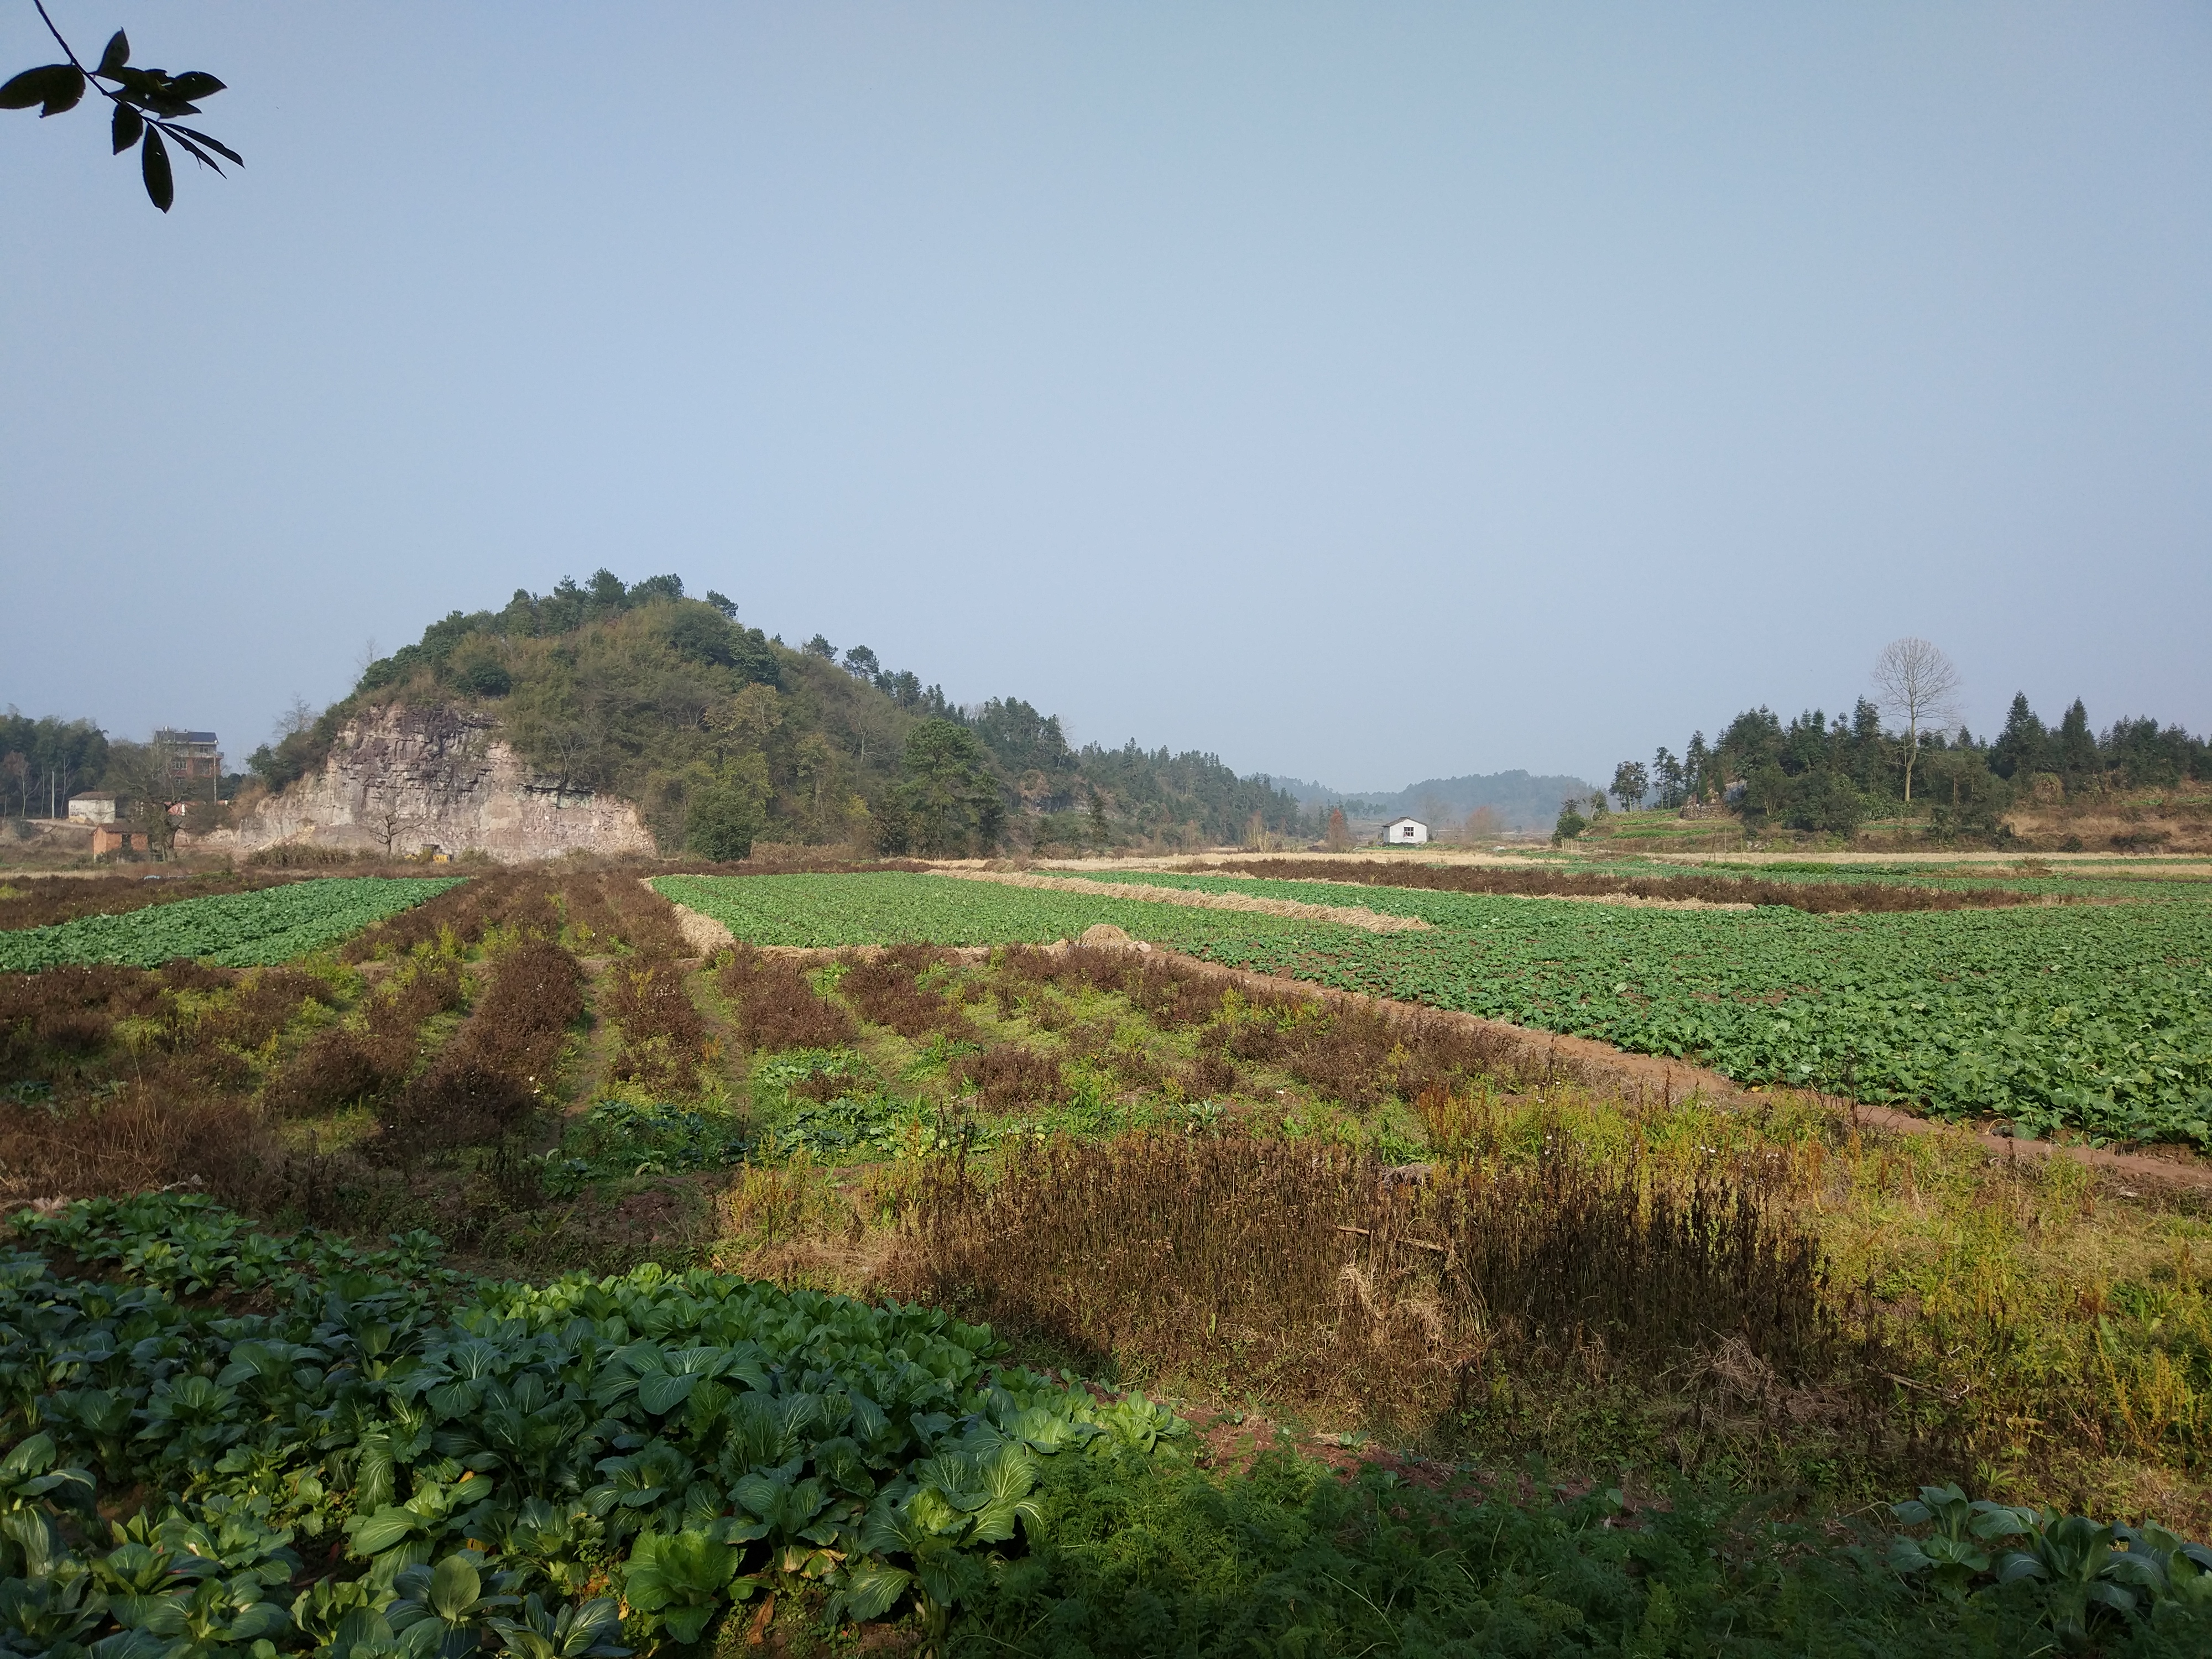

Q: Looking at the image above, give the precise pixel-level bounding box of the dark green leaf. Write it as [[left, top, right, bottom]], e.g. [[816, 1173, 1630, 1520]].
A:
[[170, 124, 241, 166], [38, 65, 85, 117], [164, 127, 227, 175], [98, 30, 131, 77], [0, 64, 86, 116], [135, 91, 202, 119], [0, 65, 53, 109], [0, 65, 70, 111], [112, 101, 143, 154], [166, 72, 225, 102], [142, 126, 173, 212]]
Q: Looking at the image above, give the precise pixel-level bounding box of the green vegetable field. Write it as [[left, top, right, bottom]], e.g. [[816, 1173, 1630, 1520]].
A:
[[652, 872, 1335, 952], [0, 877, 463, 971], [661, 870, 2212, 1144], [1, 1193, 1181, 1655]]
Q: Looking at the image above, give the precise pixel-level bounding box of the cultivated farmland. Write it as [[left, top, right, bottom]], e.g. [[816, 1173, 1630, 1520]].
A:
[[667, 869, 2212, 1144], [8, 860, 2212, 1652], [0, 875, 463, 971]]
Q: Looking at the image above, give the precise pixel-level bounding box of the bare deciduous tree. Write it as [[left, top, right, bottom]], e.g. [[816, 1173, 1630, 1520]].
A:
[[364, 780, 423, 859], [1871, 637, 1963, 804]]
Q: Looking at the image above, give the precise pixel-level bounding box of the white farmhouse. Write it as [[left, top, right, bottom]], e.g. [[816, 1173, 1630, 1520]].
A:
[[67, 792, 122, 823], [1382, 816, 1429, 846]]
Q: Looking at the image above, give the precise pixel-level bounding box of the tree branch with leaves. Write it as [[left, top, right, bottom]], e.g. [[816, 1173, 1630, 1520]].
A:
[[2, 7, 237, 210]]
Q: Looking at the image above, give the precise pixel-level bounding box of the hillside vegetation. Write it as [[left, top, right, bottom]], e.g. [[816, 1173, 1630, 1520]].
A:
[[245, 571, 1305, 858]]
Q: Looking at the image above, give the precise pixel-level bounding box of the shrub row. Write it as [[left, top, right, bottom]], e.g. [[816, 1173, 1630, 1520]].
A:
[[377, 939, 583, 1159], [718, 946, 857, 1052], [1195, 856, 2041, 914]]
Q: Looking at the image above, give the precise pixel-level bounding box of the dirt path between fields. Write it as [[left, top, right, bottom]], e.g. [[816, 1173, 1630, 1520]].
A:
[[653, 882, 737, 954], [930, 867, 1433, 933]]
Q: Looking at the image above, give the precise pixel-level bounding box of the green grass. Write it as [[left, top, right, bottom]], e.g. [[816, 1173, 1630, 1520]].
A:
[[0, 877, 465, 971]]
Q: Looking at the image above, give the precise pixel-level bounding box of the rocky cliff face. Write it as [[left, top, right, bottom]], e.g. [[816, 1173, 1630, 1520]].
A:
[[229, 704, 654, 862]]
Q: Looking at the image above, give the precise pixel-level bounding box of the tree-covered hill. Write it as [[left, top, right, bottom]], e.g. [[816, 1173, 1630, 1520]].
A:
[[246, 571, 1306, 858]]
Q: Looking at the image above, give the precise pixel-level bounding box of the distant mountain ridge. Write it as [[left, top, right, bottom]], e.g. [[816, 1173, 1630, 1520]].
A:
[[1274, 770, 1598, 834]]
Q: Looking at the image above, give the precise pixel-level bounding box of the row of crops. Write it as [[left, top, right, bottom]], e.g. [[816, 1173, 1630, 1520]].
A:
[[660, 871, 2212, 1144], [0, 878, 462, 972], [2, 1193, 1184, 1655]]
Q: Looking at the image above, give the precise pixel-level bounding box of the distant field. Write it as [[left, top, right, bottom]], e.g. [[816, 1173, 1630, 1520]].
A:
[[0, 877, 465, 971], [653, 871, 1340, 952], [665, 868, 2212, 1144]]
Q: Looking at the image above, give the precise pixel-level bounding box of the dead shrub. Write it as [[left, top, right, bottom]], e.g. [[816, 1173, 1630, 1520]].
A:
[[949, 1045, 1065, 1111], [898, 1133, 1839, 1434], [602, 878, 692, 958], [1178, 1050, 1237, 1097], [719, 947, 859, 1051], [375, 938, 582, 1161], [1198, 857, 2041, 915], [837, 946, 973, 1041], [199, 968, 331, 1050], [381, 1060, 539, 1155], [263, 1029, 387, 1116], [0, 1089, 264, 1207], [365, 961, 466, 1036], [343, 871, 561, 962], [604, 958, 709, 1095], [1414, 1083, 1493, 1160], [1108, 1043, 1165, 1090]]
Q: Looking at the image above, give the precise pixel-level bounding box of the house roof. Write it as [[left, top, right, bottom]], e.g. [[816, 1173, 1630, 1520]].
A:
[[1384, 816, 1427, 828]]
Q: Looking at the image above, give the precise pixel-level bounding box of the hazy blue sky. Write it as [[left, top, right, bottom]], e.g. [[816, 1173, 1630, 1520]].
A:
[[3, 2, 2206, 790]]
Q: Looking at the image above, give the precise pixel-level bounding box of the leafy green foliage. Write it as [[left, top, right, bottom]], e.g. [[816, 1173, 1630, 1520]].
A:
[[7, 1197, 2208, 1654], [1, 1194, 1186, 1651], [1886, 1484, 2212, 1646], [0, 878, 462, 972], [1, 27, 237, 212], [540, 1100, 752, 1195], [1051, 869, 2212, 1145]]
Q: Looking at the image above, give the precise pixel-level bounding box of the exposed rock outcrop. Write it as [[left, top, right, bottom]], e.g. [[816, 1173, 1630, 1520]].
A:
[[228, 704, 654, 862]]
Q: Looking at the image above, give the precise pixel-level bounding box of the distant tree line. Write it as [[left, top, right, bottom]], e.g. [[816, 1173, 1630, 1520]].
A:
[[1603, 690, 2210, 838], [246, 570, 1308, 860], [0, 710, 108, 818]]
